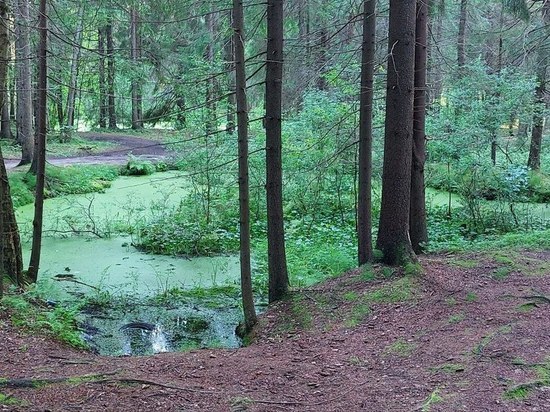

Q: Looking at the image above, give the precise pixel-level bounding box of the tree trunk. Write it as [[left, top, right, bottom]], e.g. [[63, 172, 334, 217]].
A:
[[204, 12, 217, 134], [457, 0, 468, 73], [106, 22, 117, 129], [0, 91, 12, 139], [427, 0, 444, 105], [410, 0, 429, 254], [265, 0, 289, 302], [376, 0, 416, 265], [0, 0, 23, 286], [98, 27, 107, 128], [233, 0, 257, 333], [65, 3, 84, 129], [527, 1, 549, 171], [224, 10, 235, 135], [130, 8, 143, 129], [27, 0, 47, 284], [316, 29, 328, 90], [14, 0, 33, 165], [357, 0, 376, 266]]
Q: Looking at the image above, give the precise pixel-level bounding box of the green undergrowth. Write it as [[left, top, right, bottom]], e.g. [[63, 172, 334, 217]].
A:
[[0, 293, 87, 349], [9, 164, 119, 207], [504, 358, 550, 400], [275, 265, 421, 334]]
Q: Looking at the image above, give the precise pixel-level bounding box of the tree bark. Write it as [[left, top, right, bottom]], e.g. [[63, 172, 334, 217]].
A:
[[527, 1, 550, 171], [233, 0, 257, 333], [98, 26, 107, 128], [224, 10, 235, 135], [0, 90, 12, 139], [376, 0, 416, 265], [410, 0, 429, 254], [14, 0, 33, 165], [357, 0, 376, 265], [130, 8, 143, 129], [106, 22, 117, 129], [27, 0, 47, 284], [65, 3, 84, 129], [0, 0, 23, 286], [457, 0, 468, 73], [266, 0, 289, 302]]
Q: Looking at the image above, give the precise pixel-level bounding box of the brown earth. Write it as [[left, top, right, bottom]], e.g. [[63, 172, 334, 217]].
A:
[[4, 132, 169, 169], [1, 249, 550, 411]]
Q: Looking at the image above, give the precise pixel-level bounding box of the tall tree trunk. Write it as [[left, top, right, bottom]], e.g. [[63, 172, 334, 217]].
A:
[[65, 3, 84, 128], [14, 0, 33, 165], [427, 0, 444, 104], [316, 29, 328, 90], [205, 12, 217, 134], [224, 10, 235, 135], [233, 0, 257, 333], [265, 0, 289, 302], [0, 0, 23, 287], [527, 1, 550, 171], [98, 27, 107, 128], [376, 0, 416, 265], [410, 0, 429, 254], [130, 8, 142, 129], [357, 0, 376, 266], [457, 0, 468, 73], [106, 22, 117, 129], [0, 91, 12, 139], [27, 0, 47, 284]]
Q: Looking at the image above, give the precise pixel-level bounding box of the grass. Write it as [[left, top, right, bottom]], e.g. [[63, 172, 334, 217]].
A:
[[9, 164, 119, 208], [1, 294, 87, 349], [493, 266, 513, 279], [421, 389, 443, 412], [0, 393, 27, 407], [447, 313, 466, 324], [364, 276, 418, 304], [384, 338, 416, 357], [465, 292, 478, 302], [344, 303, 371, 328], [451, 259, 479, 268]]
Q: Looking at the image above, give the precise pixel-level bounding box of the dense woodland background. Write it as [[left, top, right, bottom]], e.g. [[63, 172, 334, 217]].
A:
[[0, 0, 549, 320]]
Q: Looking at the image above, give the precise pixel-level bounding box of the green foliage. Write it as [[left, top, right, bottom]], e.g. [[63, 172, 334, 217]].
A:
[[122, 156, 156, 176], [1, 294, 87, 349], [8, 165, 118, 208], [421, 389, 444, 412]]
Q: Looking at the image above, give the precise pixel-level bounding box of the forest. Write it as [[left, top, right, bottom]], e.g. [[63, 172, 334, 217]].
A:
[[0, 0, 549, 410]]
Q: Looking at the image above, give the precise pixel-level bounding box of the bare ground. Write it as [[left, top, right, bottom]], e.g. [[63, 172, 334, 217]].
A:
[[4, 132, 169, 169], [1, 249, 550, 411]]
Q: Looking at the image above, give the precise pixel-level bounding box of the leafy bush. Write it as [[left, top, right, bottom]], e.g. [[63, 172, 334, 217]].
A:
[[122, 156, 156, 176]]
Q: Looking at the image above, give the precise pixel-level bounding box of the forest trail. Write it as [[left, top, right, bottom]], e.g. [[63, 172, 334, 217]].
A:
[[4, 132, 168, 169], [1, 249, 550, 411]]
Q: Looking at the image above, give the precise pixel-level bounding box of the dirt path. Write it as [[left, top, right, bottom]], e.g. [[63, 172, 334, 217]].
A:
[[4, 132, 169, 169], [1, 250, 550, 411]]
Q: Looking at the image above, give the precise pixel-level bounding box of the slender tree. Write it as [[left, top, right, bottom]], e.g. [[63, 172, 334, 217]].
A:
[[457, 0, 468, 73], [265, 0, 289, 302], [357, 0, 376, 265], [98, 26, 107, 128], [14, 0, 33, 165], [27, 0, 47, 283], [0, 0, 22, 286], [106, 22, 117, 129], [376, 0, 417, 265], [410, 0, 429, 254], [65, 3, 85, 129], [233, 0, 257, 332], [130, 7, 143, 129], [0, 90, 12, 139], [528, 0, 550, 171]]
